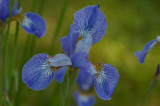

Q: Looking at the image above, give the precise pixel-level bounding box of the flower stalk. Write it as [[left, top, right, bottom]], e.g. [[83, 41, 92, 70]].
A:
[[2, 0, 15, 96]]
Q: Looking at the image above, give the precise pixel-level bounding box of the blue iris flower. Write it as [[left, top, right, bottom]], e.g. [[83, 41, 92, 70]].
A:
[[135, 36, 160, 63], [0, 0, 46, 38], [22, 5, 119, 100], [74, 91, 95, 106], [22, 26, 89, 90]]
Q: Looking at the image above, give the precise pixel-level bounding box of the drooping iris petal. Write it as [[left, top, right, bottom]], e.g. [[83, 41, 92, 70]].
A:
[[93, 64, 119, 100], [54, 66, 68, 83], [72, 5, 107, 44], [20, 12, 46, 38], [49, 54, 72, 67], [134, 39, 157, 64], [71, 52, 89, 68], [76, 68, 94, 91], [76, 59, 94, 90], [60, 25, 79, 57], [0, 0, 10, 22], [22, 53, 54, 90], [0, 0, 21, 22], [75, 35, 92, 53], [74, 92, 95, 106]]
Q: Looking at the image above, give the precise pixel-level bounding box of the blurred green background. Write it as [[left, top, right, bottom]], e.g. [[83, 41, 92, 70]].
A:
[[1, 0, 160, 105]]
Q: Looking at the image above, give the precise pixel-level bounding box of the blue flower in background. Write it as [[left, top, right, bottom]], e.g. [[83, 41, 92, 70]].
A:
[[0, 0, 21, 22], [0, 0, 46, 37], [74, 92, 95, 106], [20, 12, 46, 38], [22, 5, 119, 101], [135, 36, 160, 63]]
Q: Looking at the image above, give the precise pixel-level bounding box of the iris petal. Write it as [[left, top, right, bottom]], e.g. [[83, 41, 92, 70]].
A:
[[74, 92, 95, 106], [20, 12, 46, 38], [12, 2, 21, 16], [0, 0, 21, 22], [75, 35, 92, 53], [0, 0, 9, 22], [71, 52, 89, 68], [94, 64, 119, 100], [54, 66, 68, 83], [22, 53, 54, 90], [0, 0, 20, 22], [134, 39, 157, 63], [60, 25, 79, 57], [72, 5, 107, 44], [76, 68, 94, 91], [49, 54, 72, 67], [76, 57, 93, 90]]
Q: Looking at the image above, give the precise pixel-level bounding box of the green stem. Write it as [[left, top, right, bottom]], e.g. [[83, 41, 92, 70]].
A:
[[143, 64, 160, 106], [144, 78, 158, 106], [61, 68, 79, 106], [14, 36, 30, 106], [0, 25, 4, 51], [49, 0, 70, 54], [8, 0, 21, 100], [8, 22, 19, 99], [62, 70, 70, 106], [2, 0, 14, 95]]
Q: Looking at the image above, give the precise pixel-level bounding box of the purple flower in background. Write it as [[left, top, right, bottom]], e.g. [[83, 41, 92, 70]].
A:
[[135, 36, 160, 63], [0, 0, 46, 37], [74, 91, 95, 106], [22, 5, 119, 101]]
